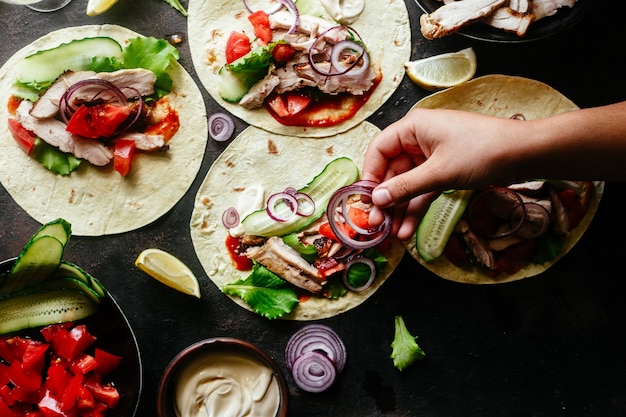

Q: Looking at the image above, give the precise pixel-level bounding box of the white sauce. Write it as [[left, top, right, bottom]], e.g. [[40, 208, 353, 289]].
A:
[[174, 349, 281, 417], [320, 0, 365, 25], [229, 185, 265, 237]]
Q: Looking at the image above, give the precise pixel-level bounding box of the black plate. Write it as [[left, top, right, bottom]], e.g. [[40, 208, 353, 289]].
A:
[[414, 0, 594, 43], [0, 258, 142, 417]]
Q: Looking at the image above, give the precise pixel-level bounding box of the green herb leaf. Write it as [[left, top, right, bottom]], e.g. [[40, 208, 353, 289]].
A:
[[223, 263, 299, 319], [228, 42, 278, 87], [163, 0, 188, 16], [32, 139, 82, 176], [390, 316, 425, 371]]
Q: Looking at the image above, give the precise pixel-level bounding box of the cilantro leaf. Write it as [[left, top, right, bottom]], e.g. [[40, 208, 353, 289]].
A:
[[390, 316, 425, 371], [223, 263, 299, 319]]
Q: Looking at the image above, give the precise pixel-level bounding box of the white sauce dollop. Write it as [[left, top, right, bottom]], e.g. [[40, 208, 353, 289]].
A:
[[174, 349, 281, 417], [229, 185, 265, 237], [320, 0, 365, 25]]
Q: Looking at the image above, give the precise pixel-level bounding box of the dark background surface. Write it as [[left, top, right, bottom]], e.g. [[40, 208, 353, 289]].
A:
[[2, 1, 626, 416]]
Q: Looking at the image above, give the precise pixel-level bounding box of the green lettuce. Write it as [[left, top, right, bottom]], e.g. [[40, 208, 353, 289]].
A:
[[228, 41, 284, 87], [390, 316, 425, 371], [32, 139, 82, 176]]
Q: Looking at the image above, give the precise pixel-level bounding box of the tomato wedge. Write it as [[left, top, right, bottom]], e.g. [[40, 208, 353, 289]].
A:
[[248, 10, 272, 45], [225, 31, 251, 64], [113, 139, 136, 177], [267, 93, 312, 118], [8, 118, 36, 155], [65, 103, 131, 139], [272, 43, 295, 62]]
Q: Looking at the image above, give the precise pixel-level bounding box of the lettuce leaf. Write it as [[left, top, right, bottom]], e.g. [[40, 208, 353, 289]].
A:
[[227, 42, 279, 87], [32, 139, 82, 176], [390, 316, 425, 371], [163, 0, 187, 16], [223, 263, 299, 319]]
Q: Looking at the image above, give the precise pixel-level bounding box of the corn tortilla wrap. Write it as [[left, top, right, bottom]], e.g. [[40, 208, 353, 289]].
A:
[[0, 25, 208, 236], [187, 0, 411, 138], [404, 74, 604, 284], [190, 121, 405, 320]]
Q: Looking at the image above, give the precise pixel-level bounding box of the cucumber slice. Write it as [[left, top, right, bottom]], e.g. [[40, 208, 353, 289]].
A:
[[242, 157, 360, 237], [416, 189, 474, 262], [0, 289, 98, 335], [54, 261, 107, 298], [25, 277, 102, 305], [14, 37, 123, 86], [1, 236, 65, 297], [218, 65, 250, 103], [31, 218, 71, 247]]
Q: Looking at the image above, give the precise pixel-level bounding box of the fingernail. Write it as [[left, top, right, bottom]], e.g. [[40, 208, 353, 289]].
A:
[[373, 188, 392, 207]]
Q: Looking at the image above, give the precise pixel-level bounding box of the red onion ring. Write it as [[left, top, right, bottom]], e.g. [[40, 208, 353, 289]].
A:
[[511, 202, 551, 239], [326, 181, 391, 250], [276, 0, 299, 34], [209, 112, 235, 142], [266, 192, 299, 222], [329, 40, 369, 77], [342, 257, 376, 292], [59, 79, 128, 123], [294, 192, 315, 216], [468, 187, 527, 239], [285, 324, 346, 373], [222, 207, 240, 229], [290, 351, 337, 393], [308, 26, 368, 77]]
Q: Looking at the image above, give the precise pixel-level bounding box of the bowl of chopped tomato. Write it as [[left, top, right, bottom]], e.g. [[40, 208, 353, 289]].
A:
[[0, 258, 142, 417]]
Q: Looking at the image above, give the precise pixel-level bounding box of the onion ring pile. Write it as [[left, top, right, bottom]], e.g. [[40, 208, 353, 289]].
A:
[[327, 180, 391, 250], [285, 324, 346, 393]]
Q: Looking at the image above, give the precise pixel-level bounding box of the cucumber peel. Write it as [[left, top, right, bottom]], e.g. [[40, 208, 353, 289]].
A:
[[241, 157, 360, 237], [416, 190, 473, 262]]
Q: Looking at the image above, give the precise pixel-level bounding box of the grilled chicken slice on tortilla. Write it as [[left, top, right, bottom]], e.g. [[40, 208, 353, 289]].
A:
[[420, 0, 506, 39]]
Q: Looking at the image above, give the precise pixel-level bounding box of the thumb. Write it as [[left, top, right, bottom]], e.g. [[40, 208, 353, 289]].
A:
[[371, 160, 444, 208]]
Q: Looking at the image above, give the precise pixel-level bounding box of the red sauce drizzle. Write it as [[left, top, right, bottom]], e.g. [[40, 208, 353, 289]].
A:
[[225, 234, 253, 271]]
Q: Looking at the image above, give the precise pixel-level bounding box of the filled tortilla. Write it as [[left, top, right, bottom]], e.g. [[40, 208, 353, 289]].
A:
[[0, 25, 208, 236], [187, 0, 411, 138], [190, 122, 405, 320], [404, 74, 604, 284]]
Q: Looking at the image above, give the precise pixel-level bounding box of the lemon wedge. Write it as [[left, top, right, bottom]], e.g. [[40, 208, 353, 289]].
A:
[[86, 0, 118, 16], [404, 47, 477, 91], [135, 248, 201, 298]]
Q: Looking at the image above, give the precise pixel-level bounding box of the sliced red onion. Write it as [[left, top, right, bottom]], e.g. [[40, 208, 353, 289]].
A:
[[342, 257, 376, 292], [285, 324, 346, 373], [509, 113, 526, 120], [59, 79, 128, 123], [275, 0, 299, 33], [291, 351, 337, 393], [329, 40, 369, 77], [294, 192, 315, 216], [222, 207, 240, 229], [308, 26, 368, 77], [266, 191, 299, 222], [512, 202, 551, 239], [468, 187, 526, 239], [209, 112, 235, 142], [326, 182, 391, 250]]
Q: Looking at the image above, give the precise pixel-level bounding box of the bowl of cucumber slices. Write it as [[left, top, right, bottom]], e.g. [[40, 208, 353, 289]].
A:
[[0, 219, 142, 417]]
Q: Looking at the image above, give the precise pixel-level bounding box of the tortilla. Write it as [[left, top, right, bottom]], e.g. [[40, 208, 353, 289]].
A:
[[404, 74, 604, 284], [187, 0, 411, 138], [190, 122, 405, 320], [0, 25, 208, 236]]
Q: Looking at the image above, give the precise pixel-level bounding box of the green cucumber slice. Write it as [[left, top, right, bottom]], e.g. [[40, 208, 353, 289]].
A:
[[14, 37, 123, 86], [54, 261, 107, 298], [218, 65, 250, 103], [416, 189, 474, 262], [31, 218, 71, 247], [242, 157, 360, 237], [0, 289, 98, 335], [1, 236, 65, 297], [25, 277, 102, 305]]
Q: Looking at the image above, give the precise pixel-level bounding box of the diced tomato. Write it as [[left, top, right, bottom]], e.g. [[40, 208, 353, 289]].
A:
[[143, 106, 180, 142], [7, 96, 21, 115], [84, 375, 119, 410], [37, 390, 65, 417], [21, 341, 48, 373], [65, 104, 131, 139], [113, 139, 136, 177], [347, 207, 370, 229], [319, 222, 357, 242], [491, 239, 536, 277], [0, 397, 16, 417], [56, 325, 96, 362], [45, 364, 71, 399], [69, 354, 97, 376], [93, 349, 122, 377], [267, 93, 312, 118], [7, 118, 36, 155], [272, 43, 295, 62], [8, 361, 42, 392], [558, 188, 587, 229], [248, 10, 272, 45], [225, 31, 251, 64]]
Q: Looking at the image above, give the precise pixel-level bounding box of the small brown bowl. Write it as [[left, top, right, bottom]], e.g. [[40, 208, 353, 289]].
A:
[[157, 337, 289, 417]]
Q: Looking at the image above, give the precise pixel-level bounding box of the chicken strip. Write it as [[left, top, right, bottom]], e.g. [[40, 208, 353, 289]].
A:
[[420, 0, 506, 39]]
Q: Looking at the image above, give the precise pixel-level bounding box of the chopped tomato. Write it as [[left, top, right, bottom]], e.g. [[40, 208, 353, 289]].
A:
[[93, 349, 122, 377], [65, 104, 131, 139], [8, 118, 36, 155], [21, 341, 48, 372], [558, 188, 587, 229], [84, 375, 120, 410], [7, 96, 21, 115], [248, 10, 272, 45], [267, 93, 312, 118], [113, 139, 136, 177], [225, 31, 251, 64], [319, 222, 357, 242], [272, 43, 295, 62], [347, 207, 370, 229], [8, 361, 42, 392], [143, 106, 180, 142], [55, 324, 97, 361]]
